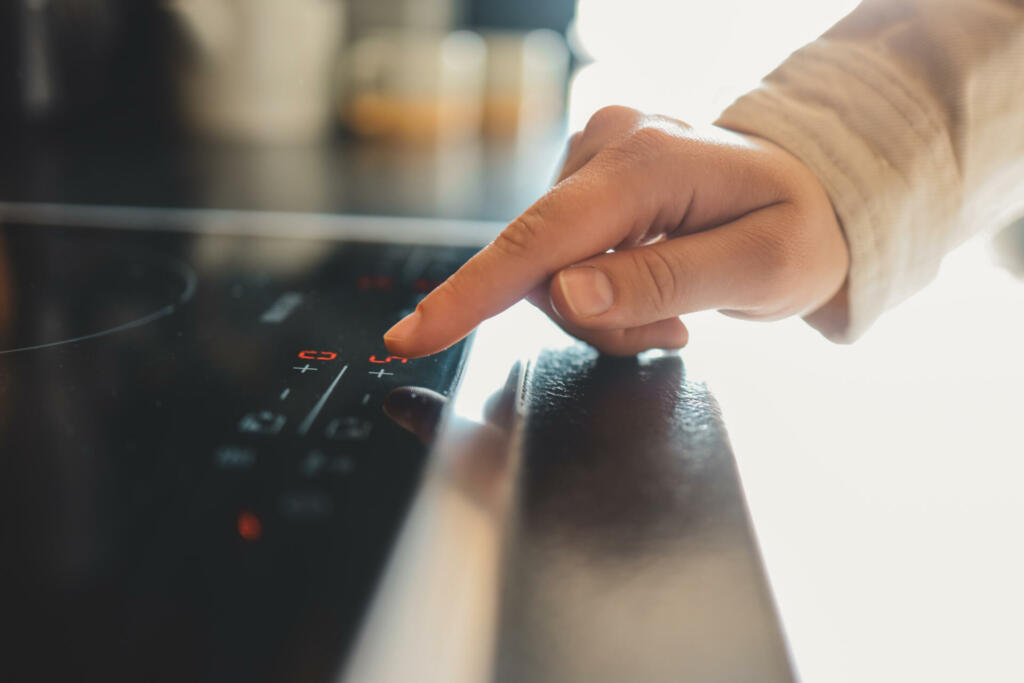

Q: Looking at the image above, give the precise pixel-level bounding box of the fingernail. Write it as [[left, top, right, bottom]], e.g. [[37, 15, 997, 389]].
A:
[[558, 267, 614, 317], [385, 311, 422, 344]]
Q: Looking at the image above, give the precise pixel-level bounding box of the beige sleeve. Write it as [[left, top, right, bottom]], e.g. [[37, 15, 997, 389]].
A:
[[716, 0, 1024, 342]]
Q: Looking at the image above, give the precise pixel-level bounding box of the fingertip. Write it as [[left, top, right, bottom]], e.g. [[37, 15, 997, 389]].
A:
[[383, 311, 423, 357], [661, 318, 689, 349], [383, 310, 469, 359], [382, 336, 413, 358], [382, 335, 445, 360]]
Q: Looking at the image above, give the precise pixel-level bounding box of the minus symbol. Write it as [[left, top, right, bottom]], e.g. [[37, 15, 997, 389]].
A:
[[280, 388, 291, 400], [361, 393, 371, 405]]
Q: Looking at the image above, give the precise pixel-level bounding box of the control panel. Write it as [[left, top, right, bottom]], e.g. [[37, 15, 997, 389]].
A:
[[0, 224, 475, 683]]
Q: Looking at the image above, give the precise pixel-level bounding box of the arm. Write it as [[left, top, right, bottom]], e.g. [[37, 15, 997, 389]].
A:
[[718, 0, 1024, 339]]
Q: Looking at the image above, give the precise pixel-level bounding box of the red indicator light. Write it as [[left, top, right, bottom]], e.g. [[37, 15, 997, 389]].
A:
[[237, 510, 263, 542], [298, 350, 338, 360], [413, 278, 443, 293], [357, 275, 394, 291], [368, 354, 408, 364]]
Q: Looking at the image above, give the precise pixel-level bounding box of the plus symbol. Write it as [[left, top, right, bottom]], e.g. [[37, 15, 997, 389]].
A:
[[293, 364, 318, 374], [368, 368, 394, 379]]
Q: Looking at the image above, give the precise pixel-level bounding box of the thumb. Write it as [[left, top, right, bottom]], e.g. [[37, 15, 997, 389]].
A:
[[548, 202, 804, 330]]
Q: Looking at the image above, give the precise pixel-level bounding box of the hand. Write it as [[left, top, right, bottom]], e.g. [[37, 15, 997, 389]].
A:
[[384, 105, 849, 357]]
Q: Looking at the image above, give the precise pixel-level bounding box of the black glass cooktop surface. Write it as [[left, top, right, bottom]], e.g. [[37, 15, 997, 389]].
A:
[[0, 216, 476, 682]]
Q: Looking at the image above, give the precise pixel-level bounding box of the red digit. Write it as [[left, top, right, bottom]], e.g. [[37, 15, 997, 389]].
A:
[[299, 350, 338, 361], [413, 278, 443, 293], [357, 275, 394, 291]]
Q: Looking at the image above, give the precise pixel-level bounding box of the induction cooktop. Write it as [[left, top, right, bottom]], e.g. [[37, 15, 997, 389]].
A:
[[0, 203, 797, 683], [0, 205, 486, 682]]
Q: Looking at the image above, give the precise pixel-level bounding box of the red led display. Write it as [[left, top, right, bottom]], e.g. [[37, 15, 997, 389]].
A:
[[298, 350, 338, 360], [368, 355, 408, 364], [413, 278, 443, 293], [237, 510, 263, 542], [356, 275, 394, 291]]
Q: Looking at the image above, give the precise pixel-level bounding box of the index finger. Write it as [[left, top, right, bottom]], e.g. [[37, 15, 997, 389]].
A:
[[383, 158, 653, 358]]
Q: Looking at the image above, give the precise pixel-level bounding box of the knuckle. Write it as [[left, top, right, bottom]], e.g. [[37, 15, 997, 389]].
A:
[[632, 248, 680, 314], [648, 112, 692, 130], [626, 124, 681, 158], [585, 105, 641, 138], [605, 124, 680, 168], [493, 210, 547, 260]]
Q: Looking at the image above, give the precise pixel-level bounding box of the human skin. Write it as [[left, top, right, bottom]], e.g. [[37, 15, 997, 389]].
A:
[[384, 105, 850, 357]]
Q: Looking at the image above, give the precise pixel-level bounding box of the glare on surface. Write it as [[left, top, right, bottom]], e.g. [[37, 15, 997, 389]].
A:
[[450, 300, 567, 424], [568, 0, 860, 128], [686, 240, 1024, 683]]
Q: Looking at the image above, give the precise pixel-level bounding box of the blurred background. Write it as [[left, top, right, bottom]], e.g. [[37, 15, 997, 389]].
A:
[[2, 2, 1024, 683], [0, 0, 860, 220]]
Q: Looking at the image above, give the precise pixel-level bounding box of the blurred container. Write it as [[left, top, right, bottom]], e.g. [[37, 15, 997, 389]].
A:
[[481, 30, 569, 138], [344, 31, 486, 145], [346, 0, 457, 39], [165, 0, 345, 144]]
